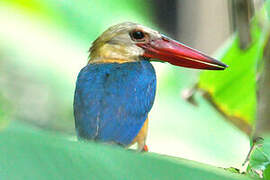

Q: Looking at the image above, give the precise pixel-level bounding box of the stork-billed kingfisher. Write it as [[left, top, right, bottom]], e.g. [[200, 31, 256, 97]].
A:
[[74, 22, 227, 151]]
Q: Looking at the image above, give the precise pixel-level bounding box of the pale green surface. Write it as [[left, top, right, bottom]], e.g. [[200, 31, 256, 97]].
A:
[[0, 122, 254, 180]]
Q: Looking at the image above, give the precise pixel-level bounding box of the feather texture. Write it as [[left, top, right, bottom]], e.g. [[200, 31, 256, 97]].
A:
[[74, 60, 156, 146]]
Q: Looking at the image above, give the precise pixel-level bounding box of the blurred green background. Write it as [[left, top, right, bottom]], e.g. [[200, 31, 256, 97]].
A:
[[0, 0, 253, 171]]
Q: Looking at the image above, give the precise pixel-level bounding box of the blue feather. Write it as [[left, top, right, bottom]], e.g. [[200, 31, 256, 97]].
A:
[[74, 60, 156, 145]]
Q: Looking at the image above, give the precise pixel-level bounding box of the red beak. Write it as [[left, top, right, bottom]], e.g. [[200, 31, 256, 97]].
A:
[[137, 35, 228, 70]]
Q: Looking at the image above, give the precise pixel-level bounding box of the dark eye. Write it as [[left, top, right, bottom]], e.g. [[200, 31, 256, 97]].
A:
[[130, 30, 145, 41]]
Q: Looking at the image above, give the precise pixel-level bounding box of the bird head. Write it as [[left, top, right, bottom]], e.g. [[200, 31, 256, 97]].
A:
[[89, 22, 227, 70]]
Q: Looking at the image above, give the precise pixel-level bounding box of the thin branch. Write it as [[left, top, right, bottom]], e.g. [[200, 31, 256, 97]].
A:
[[255, 35, 270, 136]]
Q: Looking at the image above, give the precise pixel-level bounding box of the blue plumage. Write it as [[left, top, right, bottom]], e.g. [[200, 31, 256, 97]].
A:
[[74, 60, 156, 145]]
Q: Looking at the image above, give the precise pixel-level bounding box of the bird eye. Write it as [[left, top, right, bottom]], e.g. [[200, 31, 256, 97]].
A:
[[130, 30, 145, 41]]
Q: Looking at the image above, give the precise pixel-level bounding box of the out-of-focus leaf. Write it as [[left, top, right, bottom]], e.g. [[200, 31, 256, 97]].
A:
[[0, 0, 153, 133], [0, 122, 254, 180], [247, 136, 270, 179], [266, 0, 270, 21], [0, 94, 10, 129], [0, 0, 154, 43], [264, 165, 270, 180], [198, 17, 266, 135]]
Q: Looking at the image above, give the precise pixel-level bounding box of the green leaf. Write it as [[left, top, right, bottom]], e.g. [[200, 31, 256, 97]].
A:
[[264, 164, 270, 180], [247, 136, 270, 179], [198, 17, 266, 135], [0, 122, 254, 180]]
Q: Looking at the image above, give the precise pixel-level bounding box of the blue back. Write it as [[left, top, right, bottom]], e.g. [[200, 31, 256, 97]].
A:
[[74, 60, 156, 145]]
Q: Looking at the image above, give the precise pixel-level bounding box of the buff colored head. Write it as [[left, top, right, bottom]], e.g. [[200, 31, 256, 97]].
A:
[[89, 22, 227, 70]]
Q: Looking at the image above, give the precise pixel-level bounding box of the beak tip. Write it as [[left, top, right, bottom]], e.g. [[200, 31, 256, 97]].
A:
[[208, 57, 228, 70], [221, 63, 229, 70], [140, 36, 230, 71]]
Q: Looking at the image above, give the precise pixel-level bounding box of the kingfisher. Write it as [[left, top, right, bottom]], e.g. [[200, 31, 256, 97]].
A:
[[74, 22, 227, 152]]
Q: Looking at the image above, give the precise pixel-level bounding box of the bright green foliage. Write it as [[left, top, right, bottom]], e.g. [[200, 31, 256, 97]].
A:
[[263, 164, 270, 180], [248, 136, 270, 179], [198, 19, 265, 135], [264, 165, 270, 180], [0, 122, 254, 180]]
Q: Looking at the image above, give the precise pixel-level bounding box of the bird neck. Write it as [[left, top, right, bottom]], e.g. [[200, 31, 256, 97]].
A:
[[88, 43, 142, 64]]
